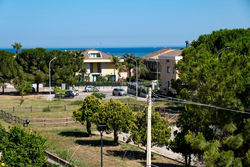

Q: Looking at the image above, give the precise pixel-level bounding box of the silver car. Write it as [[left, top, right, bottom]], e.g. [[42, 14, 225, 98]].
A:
[[112, 88, 127, 96]]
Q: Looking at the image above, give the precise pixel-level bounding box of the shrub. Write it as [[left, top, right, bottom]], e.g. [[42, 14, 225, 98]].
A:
[[0, 124, 47, 166], [92, 92, 106, 99], [43, 107, 51, 112]]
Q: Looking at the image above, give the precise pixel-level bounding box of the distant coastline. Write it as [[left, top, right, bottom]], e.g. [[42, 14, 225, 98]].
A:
[[1, 46, 184, 57]]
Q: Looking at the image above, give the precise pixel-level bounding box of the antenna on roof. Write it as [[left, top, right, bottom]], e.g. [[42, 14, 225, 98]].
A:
[[185, 41, 190, 48]]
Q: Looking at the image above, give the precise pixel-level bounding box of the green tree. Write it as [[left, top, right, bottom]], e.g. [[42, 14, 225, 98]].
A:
[[0, 124, 47, 167], [73, 95, 103, 136], [50, 50, 84, 86], [16, 48, 49, 93], [174, 28, 250, 166], [96, 99, 136, 145], [123, 53, 149, 81], [0, 50, 20, 94], [110, 55, 120, 80], [15, 80, 32, 98], [11, 42, 22, 54], [123, 53, 136, 80], [128, 107, 171, 148], [110, 55, 125, 81]]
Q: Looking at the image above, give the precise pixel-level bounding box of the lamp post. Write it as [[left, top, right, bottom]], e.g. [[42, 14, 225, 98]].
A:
[[217, 47, 230, 60], [49, 56, 57, 100], [97, 125, 107, 167], [127, 57, 138, 98]]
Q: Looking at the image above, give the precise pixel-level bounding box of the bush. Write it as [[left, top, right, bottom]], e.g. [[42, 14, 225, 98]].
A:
[[43, 107, 51, 112], [0, 124, 47, 166], [92, 92, 106, 99]]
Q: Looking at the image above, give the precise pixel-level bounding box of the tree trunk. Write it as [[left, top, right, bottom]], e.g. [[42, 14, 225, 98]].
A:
[[86, 121, 92, 136], [185, 155, 188, 166], [188, 154, 191, 166], [1, 82, 4, 94], [36, 83, 39, 93], [128, 68, 131, 82], [113, 129, 119, 145]]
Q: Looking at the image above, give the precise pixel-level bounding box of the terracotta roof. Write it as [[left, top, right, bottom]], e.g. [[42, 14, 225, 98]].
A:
[[141, 48, 182, 60], [71, 49, 112, 59]]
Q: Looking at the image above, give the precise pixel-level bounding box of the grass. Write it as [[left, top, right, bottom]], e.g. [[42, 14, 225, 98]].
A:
[[0, 94, 182, 167], [35, 125, 182, 167]]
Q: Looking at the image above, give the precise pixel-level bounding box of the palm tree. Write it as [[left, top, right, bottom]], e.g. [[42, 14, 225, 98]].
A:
[[11, 42, 22, 54], [123, 53, 136, 80], [110, 55, 121, 81], [123, 53, 149, 81]]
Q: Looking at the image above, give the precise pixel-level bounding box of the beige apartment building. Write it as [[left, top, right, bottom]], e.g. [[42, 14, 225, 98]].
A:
[[78, 49, 127, 82], [142, 48, 182, 92]]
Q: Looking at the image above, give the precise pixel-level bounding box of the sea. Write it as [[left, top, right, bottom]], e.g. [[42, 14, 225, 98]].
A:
[[2, 47, 183, 57]]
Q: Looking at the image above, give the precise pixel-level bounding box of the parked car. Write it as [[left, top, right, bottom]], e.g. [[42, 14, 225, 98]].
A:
[[55, 90, 75, 99], [112, 88, 127, 96], [72, 89, 79, 96], [84, 86, 99, 92]]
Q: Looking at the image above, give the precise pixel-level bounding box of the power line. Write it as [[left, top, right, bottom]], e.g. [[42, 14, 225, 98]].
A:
[[152, 92, 250, 115]]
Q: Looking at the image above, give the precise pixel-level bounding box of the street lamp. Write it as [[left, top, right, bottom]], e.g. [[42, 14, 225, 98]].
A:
[[97, 125, 107, 167], [127, 57, 138, 98], [49, 56, 57, 100], [217, 47, 230, 60]]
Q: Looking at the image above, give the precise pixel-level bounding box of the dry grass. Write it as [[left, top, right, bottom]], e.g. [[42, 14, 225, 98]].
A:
[[36, 125, 182, 167], [0, 95, 182, 167]]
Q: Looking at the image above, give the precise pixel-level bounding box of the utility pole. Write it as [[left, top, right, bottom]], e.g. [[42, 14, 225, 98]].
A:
[[146, 87, 152, 167]]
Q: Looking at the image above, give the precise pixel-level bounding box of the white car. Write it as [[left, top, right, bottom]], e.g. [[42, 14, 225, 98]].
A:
[[72, 89, 79, 96], [84, 86, 99, 92]]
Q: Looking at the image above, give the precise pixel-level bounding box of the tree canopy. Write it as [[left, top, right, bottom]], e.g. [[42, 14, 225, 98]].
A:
[[0, 50, 21, 94], [50, 50, 84, 85], [128, 107, 171, 148], [16, 48, 49, 93], [96, 99, 136, 145], [11, 42, 22, 54], [172, 28, 250, 166], [73, 95, 103, 135]]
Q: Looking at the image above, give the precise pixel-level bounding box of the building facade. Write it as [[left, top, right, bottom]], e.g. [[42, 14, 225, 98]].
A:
[[142, 48, 182, 92], [79, 49, 127, 82]]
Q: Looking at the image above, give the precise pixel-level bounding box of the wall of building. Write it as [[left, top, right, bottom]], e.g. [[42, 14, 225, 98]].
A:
[[83, 62, 127, 81], [159, 59, 178, 91]]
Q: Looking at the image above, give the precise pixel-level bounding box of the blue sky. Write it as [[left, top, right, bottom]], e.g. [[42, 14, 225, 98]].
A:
[[0, 0, 249, 48]]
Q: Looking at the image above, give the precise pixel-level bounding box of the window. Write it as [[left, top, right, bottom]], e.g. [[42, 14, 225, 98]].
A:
[[90, 63, 93, 73], [97, 63, 102, 73], [167, 81, 170, 89], [88, 51, 101, 58], [92, 75, 98, 82], [167, 66, 170, 73]]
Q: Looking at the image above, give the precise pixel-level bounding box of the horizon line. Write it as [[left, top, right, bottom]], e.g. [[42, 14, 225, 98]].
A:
[[0, 46, 185, 49]]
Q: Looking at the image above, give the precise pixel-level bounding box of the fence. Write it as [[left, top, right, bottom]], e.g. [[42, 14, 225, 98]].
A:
[[29, 117, 76, 126], [76, 82, 128, 87], [0, 110, 24, 125], [1, 105, 80, 113]]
